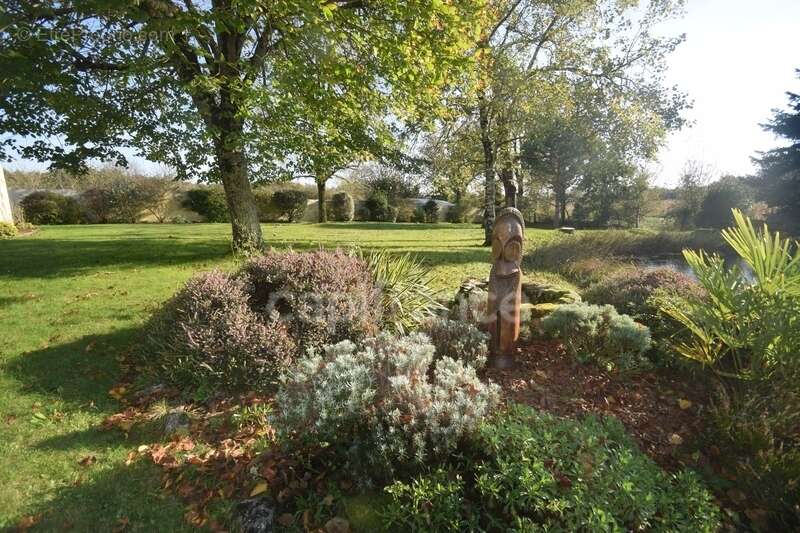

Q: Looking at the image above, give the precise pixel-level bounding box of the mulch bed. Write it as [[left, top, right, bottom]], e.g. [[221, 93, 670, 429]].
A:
[[485, 340, 713, 470]]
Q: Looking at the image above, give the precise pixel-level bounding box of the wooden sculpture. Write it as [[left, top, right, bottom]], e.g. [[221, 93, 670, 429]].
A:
[[487, 207, 524, 369]]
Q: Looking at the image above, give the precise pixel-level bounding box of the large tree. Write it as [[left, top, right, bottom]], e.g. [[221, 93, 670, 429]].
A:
[[0, 0, 480, 250], [754, 69, 800, 231], [458, 0, 688, 243]]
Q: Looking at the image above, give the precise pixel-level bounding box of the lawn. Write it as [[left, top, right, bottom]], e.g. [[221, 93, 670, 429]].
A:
[[0, 222, 561, 531]]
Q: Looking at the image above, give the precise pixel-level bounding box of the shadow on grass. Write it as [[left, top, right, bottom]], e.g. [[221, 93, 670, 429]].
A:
[[13, 460, 190, 532], [0, 237, 231, 279], [5, 327, 141, 410], [316, 222, 481, 231]]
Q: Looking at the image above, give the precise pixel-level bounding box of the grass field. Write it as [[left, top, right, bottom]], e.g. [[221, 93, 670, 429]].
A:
[[1, 222, 570, 531]]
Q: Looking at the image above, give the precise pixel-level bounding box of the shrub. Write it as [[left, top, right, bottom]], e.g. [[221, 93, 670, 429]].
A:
[[81, 187, 115, 223], [20, 191, 83, 224], [657, 211, 800, 528], [395, 201, 416, 223], [541, 303, 651, 371], [708, 376, 800, 529], [269, 189, 307, 222], [659, 210, 800, 379], [695, 177, 753, 229], [363, 190, 395, 222], [0, 221, 17, 238], [445, 203, 469, 223], [422, 199, 439, 222], [243, 250, 380, 354], [383, 469, 476, 531], [420, 317, 488, 369], [360, 249, 443, 334], [276, 332, 501, 481], [328, 192, 354, 222], [183, 188, 229, 222], [584, 268, 702, 320], [412, 206, 426, 223], [143, 271, 296, 394], [385, 404, 721, 532], [81, 178, 170, 223], [584, 268, 705, 362]]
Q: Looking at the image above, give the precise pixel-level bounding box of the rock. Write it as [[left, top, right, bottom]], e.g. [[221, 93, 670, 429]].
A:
[[163, 410, 190, 436], [235, 498, 275, 533], [325, 517, 350, 533], [450, 278, 490, 325], [134, 383, 167, 401], [521, 282, 581, 305]]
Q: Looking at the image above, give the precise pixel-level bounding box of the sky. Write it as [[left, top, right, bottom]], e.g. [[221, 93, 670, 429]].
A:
[[652, 0, 800, 186], [5, 0, 800, 188]]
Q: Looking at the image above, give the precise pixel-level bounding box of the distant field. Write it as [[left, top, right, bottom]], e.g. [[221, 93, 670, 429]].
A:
[[0, 222, 568, 530]]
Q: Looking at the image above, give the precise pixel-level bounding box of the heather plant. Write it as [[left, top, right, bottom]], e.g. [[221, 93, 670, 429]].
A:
[[541, 302, 651, 371], [243, 250, 380, 354], [420, 317, 488, 369], [359, 249, 444, 334], [584, 267, 704, 326], [143, 271, 296, 394], [385, 404, 721, 531], [275, 332, 501, 481]]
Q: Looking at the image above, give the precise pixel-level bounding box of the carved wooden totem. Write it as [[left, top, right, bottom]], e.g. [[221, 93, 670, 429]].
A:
[[487, 207, 524, 369]]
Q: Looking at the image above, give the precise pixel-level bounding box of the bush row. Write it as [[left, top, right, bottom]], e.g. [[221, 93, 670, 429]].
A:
[[19, 179, 177, 224]]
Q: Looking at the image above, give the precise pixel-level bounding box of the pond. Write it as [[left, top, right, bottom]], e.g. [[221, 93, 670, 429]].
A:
[[634, 255, 755, 282]]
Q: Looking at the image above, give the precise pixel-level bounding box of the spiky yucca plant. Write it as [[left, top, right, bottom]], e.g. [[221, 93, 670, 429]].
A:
[[359, 249, 445, 334], [659, 209, 800, 379]]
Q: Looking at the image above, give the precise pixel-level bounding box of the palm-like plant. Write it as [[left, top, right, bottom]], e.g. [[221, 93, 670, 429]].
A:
[[660, 210, 800, 379], [359, 249, 445, 334]]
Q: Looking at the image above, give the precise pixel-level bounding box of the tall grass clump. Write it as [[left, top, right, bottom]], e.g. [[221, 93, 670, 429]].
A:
[[524, 229, 725, 286], [360, 249, 445, 333]]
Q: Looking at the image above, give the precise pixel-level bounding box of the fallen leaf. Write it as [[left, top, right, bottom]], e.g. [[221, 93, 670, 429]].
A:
[[668, 433, 684, 446], [78, 455, 97, 467], [111, 516, 130, 532], [16, 514, 42, 531], [137, 444, 149, 453], [108, 386, 127, 400], [678, 399, 692, 410], [250, 482, 268, 496], [325, 517, 350, 533], [85, 340, 97, 352]]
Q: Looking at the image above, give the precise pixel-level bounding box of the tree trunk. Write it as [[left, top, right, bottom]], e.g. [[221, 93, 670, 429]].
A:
[[317, 179, 327, 223], [478, 92, 495, 246], [215, 130, 262, 253], [501, 167, 517, 208], [553, 195, 560, 228]]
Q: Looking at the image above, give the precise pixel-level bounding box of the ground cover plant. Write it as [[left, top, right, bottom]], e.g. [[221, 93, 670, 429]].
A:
[[541, 302, 652, 372], [384, 405, 721, 532]]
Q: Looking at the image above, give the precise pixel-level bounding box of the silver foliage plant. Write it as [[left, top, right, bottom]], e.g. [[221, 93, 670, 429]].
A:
[[275, 332, 500, 481], [420, 317, 489, 369]]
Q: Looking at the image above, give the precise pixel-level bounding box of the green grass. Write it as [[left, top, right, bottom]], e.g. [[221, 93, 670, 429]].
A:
[[0, 222, 567, 531]]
